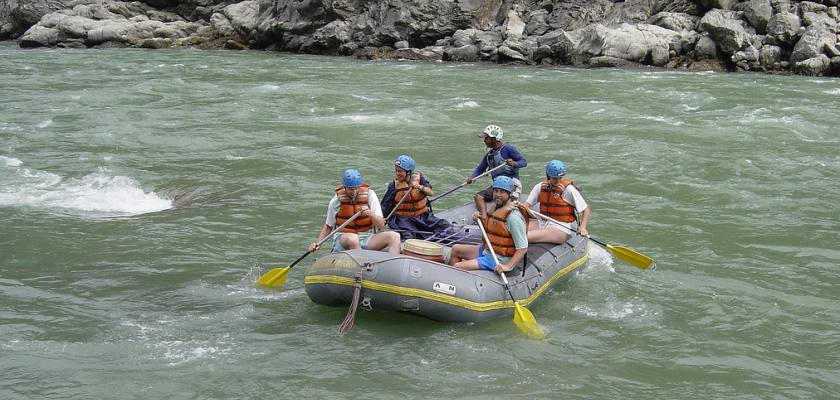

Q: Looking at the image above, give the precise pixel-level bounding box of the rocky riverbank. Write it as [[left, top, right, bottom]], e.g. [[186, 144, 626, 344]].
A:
[[3, 0, 840, 76]]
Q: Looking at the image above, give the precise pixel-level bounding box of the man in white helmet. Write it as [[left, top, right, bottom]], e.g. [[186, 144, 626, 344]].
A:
[[465, 124, 527, 220]]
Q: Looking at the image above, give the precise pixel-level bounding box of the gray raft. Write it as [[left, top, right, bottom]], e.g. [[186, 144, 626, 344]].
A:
[[304, 203, 589, 323]]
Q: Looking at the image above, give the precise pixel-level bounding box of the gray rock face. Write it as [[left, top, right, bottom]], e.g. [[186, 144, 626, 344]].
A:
[[648, 12, 700, 32], [9, 0, 840, 76], [1, 0, 77, 39], [18, 1, 211, 48], [699, 0, 740, 10]]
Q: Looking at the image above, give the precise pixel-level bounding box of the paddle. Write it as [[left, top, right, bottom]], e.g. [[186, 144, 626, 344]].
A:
[[383, 176, 419, 221], [476, 219, 545, 339], [255, 210, 363, 288], [530, 210, 655, 270], [429, 163, 507, 202]]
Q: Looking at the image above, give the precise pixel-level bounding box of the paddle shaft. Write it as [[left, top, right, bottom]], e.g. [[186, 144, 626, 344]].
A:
[[476, 219, 517, 300], [383, 177, 419, 221], [288, 210, 364, 268], [316, 210, 363, 247], [429, 163, 507, 202], [530, 209, 618, 247], [530, 209, 654, 269]]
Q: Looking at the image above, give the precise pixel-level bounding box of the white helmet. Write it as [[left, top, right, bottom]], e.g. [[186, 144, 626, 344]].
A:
[[481, 124, 503, 139]]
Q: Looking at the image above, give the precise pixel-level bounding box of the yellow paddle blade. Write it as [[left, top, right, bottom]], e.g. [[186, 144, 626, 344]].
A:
[[607, 244, 655, 270], [513, 302, 545, 339], [255, 267, 290, 288]]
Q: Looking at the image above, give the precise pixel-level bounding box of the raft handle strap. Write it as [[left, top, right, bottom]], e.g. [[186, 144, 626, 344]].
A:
[[337, 272, 363, 336]]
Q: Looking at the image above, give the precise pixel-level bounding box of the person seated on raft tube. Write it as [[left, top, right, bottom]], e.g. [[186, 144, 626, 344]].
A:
[[464, 124, 527, 220], [308, 169, 401, 254], [449, 176, 529, 273], [522, 160, 590, 244], [381, 155, 452, 240]]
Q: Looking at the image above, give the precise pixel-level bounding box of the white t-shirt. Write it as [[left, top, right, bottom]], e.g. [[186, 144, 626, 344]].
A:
[[324, 189, 383, 228], [525, 181, 587, 229]]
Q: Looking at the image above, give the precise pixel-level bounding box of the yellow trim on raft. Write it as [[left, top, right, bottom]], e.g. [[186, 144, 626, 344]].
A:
[[304, 243, 589, 312]]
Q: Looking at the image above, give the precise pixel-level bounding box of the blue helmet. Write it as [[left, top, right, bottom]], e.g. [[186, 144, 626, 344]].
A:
[[545, 160, 566, 178], [342, 169, 363, 188], [492, 176, 514, 193], [394, 155, 416, 172]]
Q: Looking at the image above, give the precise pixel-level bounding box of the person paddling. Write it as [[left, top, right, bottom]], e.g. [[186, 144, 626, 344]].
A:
[[465, 125, 527, 220], [522, 160, 590, 244], [309, 169, 400, 254], [380, 155, 452, 239], [449, 176, 529, 273]]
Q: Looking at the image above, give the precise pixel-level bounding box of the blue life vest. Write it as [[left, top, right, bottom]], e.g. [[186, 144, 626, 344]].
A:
[[485, 144, 515, 178]]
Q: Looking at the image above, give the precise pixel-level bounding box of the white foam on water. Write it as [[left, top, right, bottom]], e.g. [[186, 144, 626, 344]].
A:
[[456, 100, 479, 109], [1, 122, 22, 132], [0, 164, 172, 216], [257, 84, 280, 91], [352, 94, 376, 101], [225, 154, 245, 160], [37, 119, 53, 128], [573, 301, 647, 319], [823, 88, 840, 95], [1, 155, 22, 167], [586, 244, 615, 273], [342, 114, 376, 122], [635, 114, 685, 126]]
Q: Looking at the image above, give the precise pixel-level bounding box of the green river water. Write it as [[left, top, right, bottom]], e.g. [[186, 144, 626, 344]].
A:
[[1, 42, 838, 399]]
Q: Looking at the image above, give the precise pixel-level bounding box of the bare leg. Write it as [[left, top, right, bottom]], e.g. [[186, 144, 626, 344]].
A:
[[339, 233, 361, 250], [366, 231, 401, 254], [448, 244, 480, 266], [453, 258, 481, 270], [526, 228, 567, 245]]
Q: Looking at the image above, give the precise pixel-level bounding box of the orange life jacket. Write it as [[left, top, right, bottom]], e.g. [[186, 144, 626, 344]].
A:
[[393, 180, 429, 217], [335, 184, 373, 233], [483, 204, 530, 257], [538, 178, 577, 223]]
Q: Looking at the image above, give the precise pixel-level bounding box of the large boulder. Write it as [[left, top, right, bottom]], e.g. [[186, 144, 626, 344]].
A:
[[537, 29, 579, 64], [698, 9, 755, 54], [759, 44, 782, 69], [794, 54, 831, 75], [648, 12, 699, 32], [576, 23, 681, 66], [694, 34, 719, 59], [790, 23, 836, 62], [18, 1, 206, 48], [766, 11, 801, 44], [743, 0, 772, 34]]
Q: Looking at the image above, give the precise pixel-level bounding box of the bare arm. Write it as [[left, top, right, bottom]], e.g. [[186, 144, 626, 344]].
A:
[[496, 248, 528, 273], [578, 207, 591, 236], [309, 224, 333, 252]]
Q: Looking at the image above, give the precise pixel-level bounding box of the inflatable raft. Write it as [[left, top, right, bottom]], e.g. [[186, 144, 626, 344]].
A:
[[303, 203, 589, 323]]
